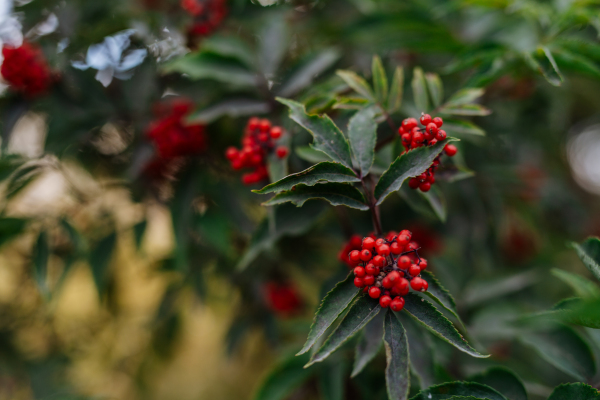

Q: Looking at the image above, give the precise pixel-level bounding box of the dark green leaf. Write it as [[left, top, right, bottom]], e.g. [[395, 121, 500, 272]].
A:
[[551, 268, 600, 298], [278, 49, 341, 97], [258, 16, 289, 77], [308, 295, 381, 366], [442, 119, 486, 137], [133, 220, 146, 251], [519, 324, 596, 381], [347, 106, 378, 178], [425, 73, 443, 108], [333, 97, 370, 110], [439, 104, 491, 117], [253, 353, 313, 400], [0, 217, 27, 248], [397, 313, 435, 389], [551, 48, 600, 80], [263, 182, 369, 211], [295, 146, 332, 164], [470, 367, 528, 400], [171, 167, 197, 272], [375, 139, 458, 205], [463, 270, 540, 305], [201, 35, 255, 68], [547, 383, 600, 400], [570, 237, 600, 282], [444, 89, 485, 107], [524, 298, 600, 330], [420, 186, 447, 222], [188, 99, 270, 123], [299, 273, 360, 355], [32, 230, 49, 297], [530, 47, 563, 87], [387, 67, 404, 113], [254, 162, 359, 194], [403, 293, 488, 358], [421, 271, 464, 329], [336, 70, 374, 101], [372, 56, 388, 105], [318, 360, 346, 400], [89, 232, 116, 295], [384, 311, 410, 400], [410, 382, 507, 400], [412, 67, 429, 112], [351, 308, 385, 377], [277, 98, 354, 168]]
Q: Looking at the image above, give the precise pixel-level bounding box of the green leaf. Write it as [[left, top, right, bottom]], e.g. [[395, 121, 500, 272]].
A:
[[253, 353, 313, 400], [254, 162, 359, 194], [551, 48, 600, 80], [372, 56, 388, 105], [201, 35, 256, 68], [0, 217, 27, 248], [89, 232, 117, 296], [529, 47, 563, 87], [188, 99, 270, 123], [351, 308, 385, 377], [570, 237, 600, 282], [277, 98, 354, 168], [470, 367, 528, 400], [133, 220, 147, 251], [524, 298, 600, 330], [263, 182, 369, 211], [444, 88, 485, 107], [374, 139, 458, 206], [421, 271, 465, 329], [425, 73, 443, 108], [387, 67, 404, 113], [295, 146, 332, 164], [552, 268, 600, 298], [547, 383, 600, 400], [278, 49, 341, 97], [409, 382, 507, 400], [519, 324, 596, 381], [397, 313, 435, 389], [384, 311, 410, 400], [412, 67, 429, 113], [348, 106, 378, 178], [299, 273, 360, 355], [317, 361, 346, 400], [307, 295, 382, 366], [420, 186, 447, 222], [333, 97, 370, 110], [32, 230, 49, 297], [442, 119, 486, 137], [258, 16, 289, 77], [267, 133, 290, 183], [463, 270, 540, 305], [439, 104, 491, 117], [336, 70, 374, 101], [403, 293, 488, 358]]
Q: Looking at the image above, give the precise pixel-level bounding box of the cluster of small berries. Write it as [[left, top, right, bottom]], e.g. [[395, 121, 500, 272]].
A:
[[264, 282, 302, 317], [348, 230, 429, 312], [225, 117, 289, 185], [398, 114, 458, 192], [1, 42, 52, 97], [146, 98, 207, 159], [181, 0, 227, 38]]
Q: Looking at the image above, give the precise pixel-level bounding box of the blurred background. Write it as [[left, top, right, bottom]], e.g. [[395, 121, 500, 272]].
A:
[[1, 0, 600, 399]]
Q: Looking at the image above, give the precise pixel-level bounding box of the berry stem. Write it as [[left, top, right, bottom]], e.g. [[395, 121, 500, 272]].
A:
[[361, 176, 383, 236]]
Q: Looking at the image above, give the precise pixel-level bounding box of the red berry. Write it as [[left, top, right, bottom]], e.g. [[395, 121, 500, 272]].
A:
[[427, 174, 435, 184], [379, 295, 392, 308], [399, 230, 412, 239], [390, 242, 403, 255], [373, 255, 386, 268], [419, 182, 431, 192], [396, 278, 410, 296], [445, 144, 457, 157], [433, 117, 443, 127], [364, 275, 375, 285], [349, 250, 361, 264], [354, 266, 366, 277], [402, 118, 418, 129], [258, 132, 269, 142], [408, 178, 420, 189], [436, 129, 446, 141], [429, 138, 438, 146], [386, 231, 397, 241], [248, 117, 260, 130], [407, 241, 419, 251], [419, 258, 428, 271], [401, 133, 412, 143], [360, 249, 372, 262], [390, 297, 405, 312], [398, 126, 406, 135], [426, 123, 438, 135], [413, 131, 424, 143], [420, 114, 432, 125], [377, 244, 390, 256], [408, 264, 421, 276], [382, 276, 393, 289], [350, 235, 362, 248], [410, 277, 425, 291], [276, 146, 289, 158], [259, 119, 271, 132], [365, 264, 379, 275], [362, 237, 376, 250], [422, 280, 429, 291], [375, 238, 385, 247], [398, 256, 411, 269], [225, 147, 239, 160], [369, 287, 381, 299], [388, 271, 400, 283], [354, 277, 365, 288], [270, 126, 282, 139]]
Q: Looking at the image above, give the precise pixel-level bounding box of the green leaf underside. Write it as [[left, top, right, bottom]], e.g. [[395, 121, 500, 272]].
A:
[[307, 295, 382, 366], [374, 139, 458, 206], [384, 311, 410, 400], [421, 271, 465, 329], [352, 310, 385, 377], [388, 67, 404, 112], [336, 70, 374, 101], [347, 107, 378, 178], [470, 367, 528, 400], [551, 268, 600, 298], [253, 353, 313, 400], [402, 294, 488, 358], [519, 325, 596, 381], [277, 98, 354, 168], [409, 382, 508, 400], [372, 56, 389, 104], [570, 237, 600, 282], [263, 182, 369, 210], [547, 383, 600, 400], [298, 273, 360, 355], [412, 67, 429, 113], [254, 162, 359, 194]]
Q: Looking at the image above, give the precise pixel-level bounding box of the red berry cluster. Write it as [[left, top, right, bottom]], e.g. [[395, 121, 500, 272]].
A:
[[264, 282, 302, 317], [349, 230, 429, 312], [146, 98, 207, 160], [1, 42, 52, 97], [338, 234, 363, 267], [225, 117, 289, 185], [398, 114, 458, 192], [181, 0, 227, 37]]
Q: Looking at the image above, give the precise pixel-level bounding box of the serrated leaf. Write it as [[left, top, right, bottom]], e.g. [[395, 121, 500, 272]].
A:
[[32, 230, 49, 297], [547, 383, 600, 400], [524, 298, 600, 330], [277, 98, 354, 168], [439, 104, 491, 117], [351, 309, 385, 377], [519, 324, 596, 381], [403, 293, 488, 358], [254, 162, 359, 194], [278, 49, 341, 97], [299, 273, 360, 355], [348, 106, 378, 178], [397, 313, 435, 389], [263, 182, 369, 210], [444, 88, 485, 107], [384, 311, 410, 400], [374, 139, 458, 206], [552, 268, 600, 298], [336, 70, 374, 101], [253, 353, 312, 400], [421, 271, 464, 329], [425, 73, 443, 108], [295, 146, 332, 163], [307, 295, 381, 366], [387, 67, 404, 113], [412, 67, 429, 113], [409, 382, 507, 400], [442, 119, 486, 137], [188, 99, 270, 123], [372, 56, 388, 105], [470, 367, 528, 400], [570, 237, 600, 282]]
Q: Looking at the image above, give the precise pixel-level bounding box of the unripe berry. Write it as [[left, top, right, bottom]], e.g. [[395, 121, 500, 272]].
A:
[[360, 249, 372, 261], [398, 255, 411, 269], [433, 117, 443, 127], [390, 242, 403, 255], [364, 275, 375, 285], [410, 277, 426, 291], [420, 114, 432, 125], [354, 266, 366, 277], [373, 255, 386, 267], [408, 264, 421, 276], [379, 295, 392, 308], [419, 182, 431, 192], [362, 237, 376, 250], [426, 123, 438, 135], [354, 277, 365, 288], [270, 126, 282, 139], [390, 296, 405, 312], [408, 178, 420, 189], [377, 244, 391, 256], [445, 144, 457, 157], [369, 287, 381, 299], [419, 258, 428, 271], [436, 129, 446, 141], [365, 264, 379, 275], [349, 250, 361, 264], [276, 146, 289, 158]]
